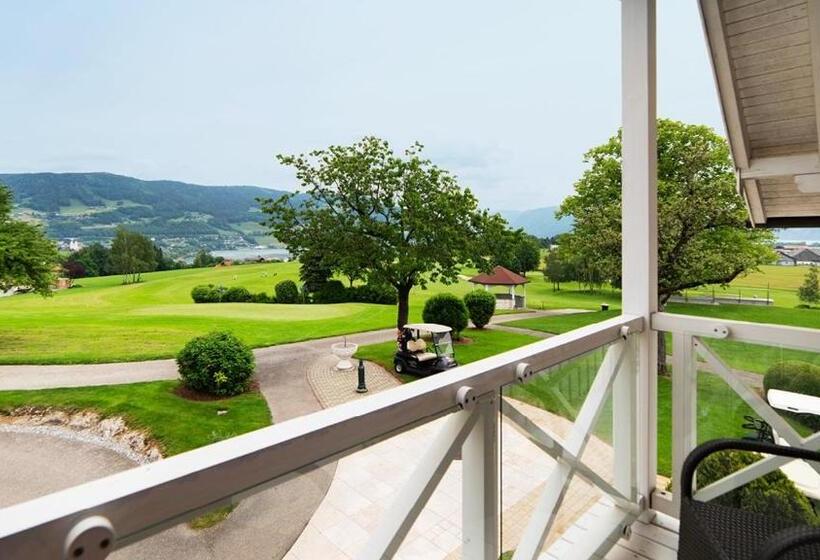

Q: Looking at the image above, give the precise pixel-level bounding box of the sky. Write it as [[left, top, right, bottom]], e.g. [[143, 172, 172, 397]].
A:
[[0, 1, 724, 211]]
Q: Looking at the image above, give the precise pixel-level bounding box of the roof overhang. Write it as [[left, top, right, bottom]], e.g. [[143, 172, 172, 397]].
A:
[[700, 0, 820, 227]]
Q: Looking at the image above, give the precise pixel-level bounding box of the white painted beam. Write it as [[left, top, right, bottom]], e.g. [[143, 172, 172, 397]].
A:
[[670, 333, 697, 514], [742, 178, 766, 225], [462, 397, 499, 560], [622, 0, 658, 506], [806, 1, 820, 154], [739, 153, 820, 180], [699, 0, 750, 168]]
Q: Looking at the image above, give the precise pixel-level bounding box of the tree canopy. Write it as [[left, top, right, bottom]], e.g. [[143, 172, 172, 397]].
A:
[[558, 119, 775, 304], [109, 226, 157, 284], [0, 184, 59, 296], [260, 137, 494, 328]]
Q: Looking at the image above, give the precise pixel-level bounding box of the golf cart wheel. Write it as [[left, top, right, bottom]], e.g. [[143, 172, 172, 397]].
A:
[[394, 359, 406, 374]]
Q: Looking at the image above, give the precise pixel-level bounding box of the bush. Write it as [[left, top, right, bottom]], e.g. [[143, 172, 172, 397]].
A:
[[314, 280, 348, 303], [191, 284, 223, 303], [697, 449, 819, 527], [422, 293, 469, 338], [251, 292, 272, 304], [223, 286, 252, 303], [176, 331, 255, 397], [274, 280, 299, 303], [352, 282, 397, 305], [764, 361, 820, 431], [463, 290, 496, 328]]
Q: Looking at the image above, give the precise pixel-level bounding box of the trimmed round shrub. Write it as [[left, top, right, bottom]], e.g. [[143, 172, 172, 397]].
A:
[[223, 286, 252, 303], [191, 284, 222, 303], [464, 289, 496, 328], [764, 361, 820, 431], [697, 449, 819, 527], [274, 280, 299, 304], [176, 331, 255, 396], [314, 280, 348, 303], [422, 293, 469, 338]]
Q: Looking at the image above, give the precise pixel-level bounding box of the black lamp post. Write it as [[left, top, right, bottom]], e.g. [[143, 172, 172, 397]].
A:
[[356, 358, 368, 393]]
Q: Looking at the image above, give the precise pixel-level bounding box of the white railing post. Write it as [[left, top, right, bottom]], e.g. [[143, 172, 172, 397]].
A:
[[621, 0, 658, 506], [613, 333, 637, 500], [462, 394, 499, 560], [671, 332, 697, 514]]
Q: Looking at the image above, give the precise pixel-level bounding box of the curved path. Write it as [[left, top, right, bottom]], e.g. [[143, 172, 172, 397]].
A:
[[0, 310, 561, 559], [0, 311, 559, 391]]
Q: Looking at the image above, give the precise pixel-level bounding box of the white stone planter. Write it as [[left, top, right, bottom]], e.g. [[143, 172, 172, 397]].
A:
[[331, 342, 358, 370]]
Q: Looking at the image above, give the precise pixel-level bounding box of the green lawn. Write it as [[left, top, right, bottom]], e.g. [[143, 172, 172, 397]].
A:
[[0, 381, 271, 456], [4, 262, 820, 365], [504, 309, 620, 334], [0, 262, 480, 365]]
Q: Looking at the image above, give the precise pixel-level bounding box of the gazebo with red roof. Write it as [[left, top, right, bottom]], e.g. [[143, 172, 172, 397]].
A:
[[468, 265, 529, 310]]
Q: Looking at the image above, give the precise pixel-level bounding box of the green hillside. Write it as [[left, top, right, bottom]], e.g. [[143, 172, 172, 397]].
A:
[[0, 172, 295, 256]]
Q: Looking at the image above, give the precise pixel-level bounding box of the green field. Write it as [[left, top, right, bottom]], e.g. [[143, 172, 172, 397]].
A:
[[2, 262, 820, 365], [0, 380, 271, 456]]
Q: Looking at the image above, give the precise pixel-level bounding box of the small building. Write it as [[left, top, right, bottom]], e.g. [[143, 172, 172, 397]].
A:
[[775, 249, 797, 266], [468, 266, 529, 310], [792, 248, 820, 266]]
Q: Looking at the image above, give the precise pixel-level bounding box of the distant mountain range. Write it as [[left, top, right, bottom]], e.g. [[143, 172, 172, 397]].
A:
[[500, 206, 573, 239], [1, 172, 293, 256], [5, 171, 820, 256]]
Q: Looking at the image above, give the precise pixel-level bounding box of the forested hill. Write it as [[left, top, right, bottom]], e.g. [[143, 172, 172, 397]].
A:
[[1, 172, 293, 255]]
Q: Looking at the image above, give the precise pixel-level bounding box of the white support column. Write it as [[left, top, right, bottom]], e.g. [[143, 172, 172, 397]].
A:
[[670, 333, 697, 513], [462, 396, 499, 560], [621, 0, 658, 506], [613, 334, 637, 500]]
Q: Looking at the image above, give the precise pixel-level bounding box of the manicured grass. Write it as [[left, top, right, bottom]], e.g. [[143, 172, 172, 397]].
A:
[[355, 328, 541, 383], [0, 381, 271, 456], [505, 355, 759, 476], [0, 262, 477, 364], [504, 309, 620, 334]]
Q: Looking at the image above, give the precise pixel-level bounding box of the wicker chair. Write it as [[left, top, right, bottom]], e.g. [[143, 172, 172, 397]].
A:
[[678, 439, 820, 560]]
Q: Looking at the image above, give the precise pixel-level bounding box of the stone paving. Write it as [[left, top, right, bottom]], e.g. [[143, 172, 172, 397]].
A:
[[307, 355, 399, 409], [285, 383, 617, 560]]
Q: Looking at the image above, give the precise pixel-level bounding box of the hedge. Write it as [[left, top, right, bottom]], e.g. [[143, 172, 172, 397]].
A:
[[464, 290, 496, 328], [313, 281, 397, 305], [764, 361, 820, 431], [191, 284, 271, 304], [422, 293, 469, 338], [697, 449, 819, 527]]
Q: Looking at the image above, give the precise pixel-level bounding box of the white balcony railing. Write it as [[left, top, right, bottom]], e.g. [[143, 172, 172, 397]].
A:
[[652, 312, 820, 517], [0, 314, 645, 560]]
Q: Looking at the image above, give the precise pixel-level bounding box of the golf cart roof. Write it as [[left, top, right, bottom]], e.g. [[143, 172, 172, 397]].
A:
[[402, 323, 452, 334]]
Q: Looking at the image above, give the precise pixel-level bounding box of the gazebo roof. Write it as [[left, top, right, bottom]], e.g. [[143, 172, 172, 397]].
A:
[[468, 266, 529, 286]]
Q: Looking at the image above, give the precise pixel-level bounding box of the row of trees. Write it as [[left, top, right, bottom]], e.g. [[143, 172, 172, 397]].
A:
[[261, 137, 540, 328], [63, 227, 189, 284]]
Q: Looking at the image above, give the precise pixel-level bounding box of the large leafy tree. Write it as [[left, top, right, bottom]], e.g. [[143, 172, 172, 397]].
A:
[[109, 226, 157, 284], [0, 184, 59, 295], [559, 119, 775, 370], [261, 137, 492, 328]]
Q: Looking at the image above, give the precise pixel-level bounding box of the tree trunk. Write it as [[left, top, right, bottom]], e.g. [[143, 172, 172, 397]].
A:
[[396, 284, 412, 330], [657, 298, 668, 375]]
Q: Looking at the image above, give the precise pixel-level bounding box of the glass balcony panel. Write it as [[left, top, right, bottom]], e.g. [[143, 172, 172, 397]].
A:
[[499, 343, 624, 557]]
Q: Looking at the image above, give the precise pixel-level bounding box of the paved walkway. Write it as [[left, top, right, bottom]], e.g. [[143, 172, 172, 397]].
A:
[[0, 310, 556, 391], [284, 398, 616, 560]]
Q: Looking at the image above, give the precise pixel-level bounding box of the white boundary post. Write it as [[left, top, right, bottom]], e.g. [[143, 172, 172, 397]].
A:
[[621, 0, 658, 506], [671, 333, 697, 513], [462, 395, 499, 559]]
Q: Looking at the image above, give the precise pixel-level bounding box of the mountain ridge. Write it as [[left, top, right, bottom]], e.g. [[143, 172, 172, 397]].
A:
[[1, 171, 292, 256]]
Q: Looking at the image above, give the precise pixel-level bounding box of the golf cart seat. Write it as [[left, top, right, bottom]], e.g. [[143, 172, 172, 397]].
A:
[[678, 439, 820, 560], [415, 352, 438, 362]]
